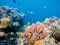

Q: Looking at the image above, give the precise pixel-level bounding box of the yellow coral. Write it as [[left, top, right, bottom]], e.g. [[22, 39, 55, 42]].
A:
[[28, 44, 33, 45], [1, 18, 11, 22], [27, 32, 32, 37], [33, 39, 45, 45], [0, 18, 11, 28], [28, 40, 45, 45]]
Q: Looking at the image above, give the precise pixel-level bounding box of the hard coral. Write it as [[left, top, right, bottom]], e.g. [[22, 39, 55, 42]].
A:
[[33, 39, 45, 45], [0, 18, 11, 28], [24, 22, 49, 45], [0, 6, 24, 31], [0, 32, 5, 37]]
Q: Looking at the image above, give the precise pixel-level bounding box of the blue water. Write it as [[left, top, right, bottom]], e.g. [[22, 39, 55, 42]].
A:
[[0, 0, 60, 25]]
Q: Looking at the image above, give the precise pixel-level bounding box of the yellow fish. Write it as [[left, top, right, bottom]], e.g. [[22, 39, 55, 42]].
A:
[[27, 21, 30, 25]]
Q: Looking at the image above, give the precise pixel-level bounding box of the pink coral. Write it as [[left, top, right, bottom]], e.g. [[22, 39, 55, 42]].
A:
[[24, 23, 49, 44]]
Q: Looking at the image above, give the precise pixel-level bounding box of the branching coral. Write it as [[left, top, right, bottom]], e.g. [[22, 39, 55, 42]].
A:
[[24, 22, 49, 45]]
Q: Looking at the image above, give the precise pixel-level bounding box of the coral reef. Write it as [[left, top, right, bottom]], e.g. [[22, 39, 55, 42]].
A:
[[24, 22, 49, 45], [0, 6, 60, 45], [0, 6, 24, 31], [23, 16, 60, 45], [0, 6, 24, 45], [43, 16, 60, 45]]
